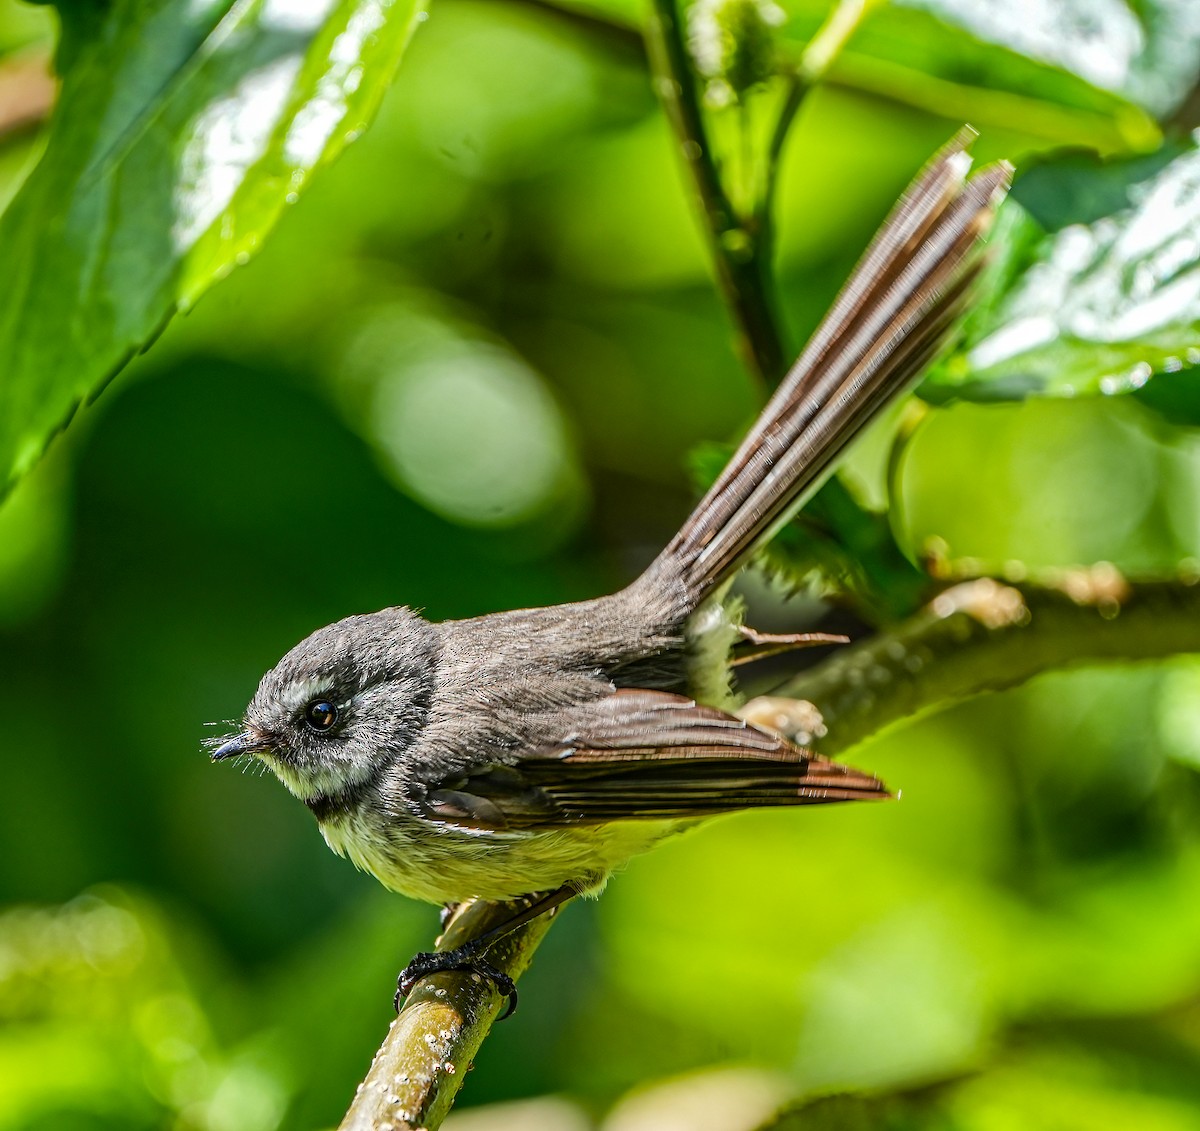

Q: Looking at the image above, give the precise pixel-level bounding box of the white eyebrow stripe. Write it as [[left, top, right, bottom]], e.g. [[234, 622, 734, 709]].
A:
[[281, 675, 337, 713]]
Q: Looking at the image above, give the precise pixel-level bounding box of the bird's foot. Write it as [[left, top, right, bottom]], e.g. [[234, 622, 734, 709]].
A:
[[394, 947, 518, 1019], [396, 886, 575, 1019]]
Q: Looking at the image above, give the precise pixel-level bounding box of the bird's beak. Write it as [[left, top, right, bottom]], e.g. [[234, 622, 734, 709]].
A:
[[211, 732, 263, 761]]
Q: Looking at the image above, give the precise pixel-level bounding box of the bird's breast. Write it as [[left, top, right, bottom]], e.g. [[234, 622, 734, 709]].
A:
[[316, 806, 679, 905]]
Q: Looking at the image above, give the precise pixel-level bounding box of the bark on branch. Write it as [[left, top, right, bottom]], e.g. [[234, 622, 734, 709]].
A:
[[337, 898, 560, 1131], [770, 568, 1200, 756]]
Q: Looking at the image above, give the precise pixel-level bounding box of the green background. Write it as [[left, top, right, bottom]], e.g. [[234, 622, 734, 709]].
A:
[[2, 1, 1200, 1127]]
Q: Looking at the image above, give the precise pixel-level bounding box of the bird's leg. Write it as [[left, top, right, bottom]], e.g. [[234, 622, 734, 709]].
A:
[[731, 625, 849, 666], [395, 885, 576, 1019], [438, 901, 462, 932]]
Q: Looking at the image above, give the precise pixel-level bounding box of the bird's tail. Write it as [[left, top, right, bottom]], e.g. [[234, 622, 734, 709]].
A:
[[652, 132, 1011, 607]]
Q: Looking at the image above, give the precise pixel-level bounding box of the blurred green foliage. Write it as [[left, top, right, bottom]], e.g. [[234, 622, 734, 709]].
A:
[[2, 0, 1200, 1128]]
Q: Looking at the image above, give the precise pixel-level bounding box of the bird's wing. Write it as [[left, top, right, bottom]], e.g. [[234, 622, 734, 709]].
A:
[[414, 688, 887, 831]]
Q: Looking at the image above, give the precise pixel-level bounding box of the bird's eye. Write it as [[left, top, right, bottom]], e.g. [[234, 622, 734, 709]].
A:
[[304, 699, 339, 732]]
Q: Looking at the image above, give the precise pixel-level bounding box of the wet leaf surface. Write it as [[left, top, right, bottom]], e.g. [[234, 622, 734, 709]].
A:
[[923, 142, 1200, 405], [0, 0, 426, 492]]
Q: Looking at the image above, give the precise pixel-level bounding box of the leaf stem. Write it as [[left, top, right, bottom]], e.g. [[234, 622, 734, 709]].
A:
[[800, 0, 869, 84]]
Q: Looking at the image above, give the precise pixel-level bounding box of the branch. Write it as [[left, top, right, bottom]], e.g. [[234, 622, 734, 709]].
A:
[[338, 567, 1200, 1129], [338, 899, 560, 1131], [763, 568, 1200, 756]]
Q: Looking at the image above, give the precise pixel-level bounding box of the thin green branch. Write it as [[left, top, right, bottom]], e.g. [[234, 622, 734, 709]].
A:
[[756, 70, 802, 229], [642, 0, 868, 377], [826, 53, 1156, 152], [338, 899, 561, 1131], [797, 0, 868, 85], [772, 569, 1200, 756]]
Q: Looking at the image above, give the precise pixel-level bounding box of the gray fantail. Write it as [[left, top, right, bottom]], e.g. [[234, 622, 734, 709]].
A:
[[213, 133, 1011, 1014]]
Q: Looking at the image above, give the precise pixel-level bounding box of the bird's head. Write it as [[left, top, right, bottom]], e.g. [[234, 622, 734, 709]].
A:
[[212, 607, 438, 802]]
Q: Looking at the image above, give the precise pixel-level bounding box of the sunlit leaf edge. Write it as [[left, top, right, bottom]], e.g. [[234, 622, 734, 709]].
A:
[[0, 0, 429, 498]]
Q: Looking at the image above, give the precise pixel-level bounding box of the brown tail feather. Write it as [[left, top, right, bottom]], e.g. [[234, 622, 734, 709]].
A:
[[653, 132, 1012, 606]]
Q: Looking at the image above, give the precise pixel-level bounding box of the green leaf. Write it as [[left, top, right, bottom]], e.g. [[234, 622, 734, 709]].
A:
[[1011, 143, 1184, 230], [773, 0, 1162, 154], [0, 0, 428, 493], [922, 142, 1200, 405], [897, 0, 1200, 120]]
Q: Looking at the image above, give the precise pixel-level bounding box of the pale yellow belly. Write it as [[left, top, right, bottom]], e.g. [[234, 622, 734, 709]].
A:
[[318, 809, 683, 904]]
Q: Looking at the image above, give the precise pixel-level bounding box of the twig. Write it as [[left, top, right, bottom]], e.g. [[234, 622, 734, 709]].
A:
[[826, 54, 1152, 152], [644, 0, 869, 380], [338, 899, 561, 1131], [796, 0, 868, 85], [771, 568, 1200, 756], [644, 0, 921, 625]]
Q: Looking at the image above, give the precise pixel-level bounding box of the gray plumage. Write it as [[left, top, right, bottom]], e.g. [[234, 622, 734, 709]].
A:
[[215, 135, 1011, 909]]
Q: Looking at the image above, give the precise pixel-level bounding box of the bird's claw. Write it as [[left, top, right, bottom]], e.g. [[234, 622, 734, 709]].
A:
[[394, 949, 518, 1019]]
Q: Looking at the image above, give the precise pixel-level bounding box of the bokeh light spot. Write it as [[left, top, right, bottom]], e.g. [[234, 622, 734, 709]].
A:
[[371, 343, 581, 528]]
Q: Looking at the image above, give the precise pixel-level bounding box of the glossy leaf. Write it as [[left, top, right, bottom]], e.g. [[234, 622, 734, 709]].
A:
[[901, 0, 1200, 120], [923, 142, 1200, 404], [0, 0, 427, 493], [740, 0, 1162, 154]]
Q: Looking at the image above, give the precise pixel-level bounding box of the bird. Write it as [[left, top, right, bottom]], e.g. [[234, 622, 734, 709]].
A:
[[212, 133, 1011, 1016]]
